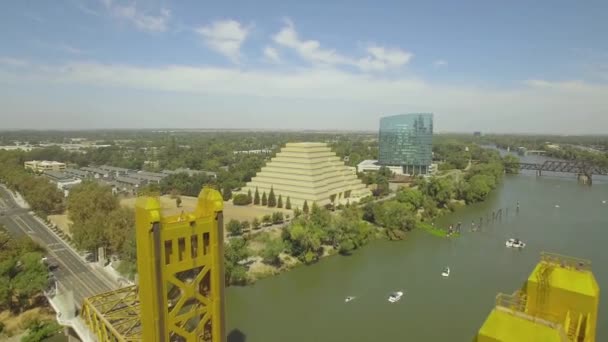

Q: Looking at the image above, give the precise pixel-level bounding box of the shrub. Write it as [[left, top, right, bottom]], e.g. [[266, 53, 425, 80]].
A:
[[232, 194, 250, 206]]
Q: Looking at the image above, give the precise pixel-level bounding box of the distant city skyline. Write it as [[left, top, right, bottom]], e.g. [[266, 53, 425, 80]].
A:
[[1, 1, 607, 133]]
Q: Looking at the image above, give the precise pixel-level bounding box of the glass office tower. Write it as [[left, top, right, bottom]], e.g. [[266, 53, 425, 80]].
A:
[[378, 113, 433, 174]]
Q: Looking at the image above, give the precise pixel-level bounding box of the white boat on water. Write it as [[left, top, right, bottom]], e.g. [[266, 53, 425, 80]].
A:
[[602, 200, 606, 204], [506, 238, 526, 249], [388, 291, 403, 303], [554, 204, 560, 208], [442, 267, 450, 277], [345, 296, 355, 303]]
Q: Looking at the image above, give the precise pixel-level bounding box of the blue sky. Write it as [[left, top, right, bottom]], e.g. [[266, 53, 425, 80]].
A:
[[1, 0, 607, 133]]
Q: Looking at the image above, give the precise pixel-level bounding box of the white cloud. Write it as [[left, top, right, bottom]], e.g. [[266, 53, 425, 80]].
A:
[[273, 19, 350, 66], [2, 60, 607, 133], [263, 47, 281, 63], [196, 20, 250, 63], [434, 60, 447, 67], [273, 19, 412, 72], [358, 46, 412, 71], [101, 0, 170, 32]]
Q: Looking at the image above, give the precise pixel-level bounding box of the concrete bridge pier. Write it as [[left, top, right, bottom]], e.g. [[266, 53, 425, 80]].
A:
[[536, 170, 542, 177]]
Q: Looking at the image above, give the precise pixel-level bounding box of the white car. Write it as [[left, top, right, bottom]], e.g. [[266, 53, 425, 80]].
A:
[[506, 238, 526, 248]]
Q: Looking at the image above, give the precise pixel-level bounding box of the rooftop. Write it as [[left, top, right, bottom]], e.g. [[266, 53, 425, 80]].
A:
[[285, 142, 327, 147], [43, 171, 72, 180], [358, 159, 380, 166], [528, 257, 598, 297], [478, 308, 562, 342], [115, 176, 143, 185]]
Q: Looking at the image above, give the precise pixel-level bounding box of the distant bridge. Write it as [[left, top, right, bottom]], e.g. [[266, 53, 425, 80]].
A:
[[508, 160, 608, 185]]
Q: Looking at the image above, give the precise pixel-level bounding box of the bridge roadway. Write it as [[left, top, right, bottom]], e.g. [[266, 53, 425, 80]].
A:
[[0, 186, 115, 305]]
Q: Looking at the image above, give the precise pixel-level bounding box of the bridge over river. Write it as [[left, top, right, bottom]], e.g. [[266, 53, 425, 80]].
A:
[[507, 160, 608, 185]]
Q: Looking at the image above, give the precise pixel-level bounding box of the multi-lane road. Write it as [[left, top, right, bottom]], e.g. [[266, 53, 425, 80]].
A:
[[0, 186, 115, 304]]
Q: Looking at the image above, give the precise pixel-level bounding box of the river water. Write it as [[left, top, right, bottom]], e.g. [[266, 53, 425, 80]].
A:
[[226, 155, 608, 342]]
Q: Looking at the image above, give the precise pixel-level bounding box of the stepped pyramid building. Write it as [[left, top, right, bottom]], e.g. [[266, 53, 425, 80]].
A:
[[239, 142, 371, 209]]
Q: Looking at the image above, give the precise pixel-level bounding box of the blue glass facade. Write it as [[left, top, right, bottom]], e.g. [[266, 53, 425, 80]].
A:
[[378, 113, 433, 174]]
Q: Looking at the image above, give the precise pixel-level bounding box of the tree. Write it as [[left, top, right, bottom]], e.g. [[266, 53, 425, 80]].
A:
[[272, 212, 284, 224], [254, 187, 260, 205], [424, 177, 454, 207], [338, 238, 356, 255], [303, 200, 309, 214], [241, 220, 251, 231], [463, 174, 495, 203], [268, 186, 276, 207], [227, 219, 243, 236], [224, 238, 249, 285], [247, 189, 253, 204], [503, 155, 520, 174], [232, 194, 250, 205], [21, 320, 61, 342], [261, 238, 284, 265], [262, 214, 272, 226], [277, 195, 283, 208], [309, 204, 331, 227], [106, 207, 135, 256], [222, 186, 232, 201], [374, 201, 417, 240], [252, 217, 261, 230], [261, 191, 268, 206], [395, 188, 424, 209], [285, 196, 291, 209]]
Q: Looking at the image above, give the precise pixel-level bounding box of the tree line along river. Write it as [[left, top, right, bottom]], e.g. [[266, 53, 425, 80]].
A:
[[225, 153, 608, 342]]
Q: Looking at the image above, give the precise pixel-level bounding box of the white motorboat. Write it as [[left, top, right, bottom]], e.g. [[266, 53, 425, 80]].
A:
[[602, 200, 606, 204], [554, 204, 560, 208], [344, 296, 355, 303], [388, 291, 403, 303], [506, 238, 526, 248], [442, 267, 450, 277]]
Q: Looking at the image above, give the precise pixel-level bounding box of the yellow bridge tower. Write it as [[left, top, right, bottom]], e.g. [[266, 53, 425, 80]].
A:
[[82, 187, 226, 342], [476, 252, 599, 342]]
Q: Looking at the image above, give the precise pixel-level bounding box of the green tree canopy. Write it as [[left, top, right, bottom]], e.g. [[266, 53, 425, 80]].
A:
[[227, 219, 243, 236], [261, 191, 267, 206], [254, 187, 260, 205], [277, 195, 283, 208], [395, 188, 424, 209], [285, 196, 291, 209], [268, 187, 276, 207]]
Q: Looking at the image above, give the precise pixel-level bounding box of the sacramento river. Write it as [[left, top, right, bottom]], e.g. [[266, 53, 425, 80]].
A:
[[226, 156, 608, 341]]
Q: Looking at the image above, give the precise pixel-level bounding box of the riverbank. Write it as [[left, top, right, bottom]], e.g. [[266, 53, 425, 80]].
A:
[[234, 158, 505, 285]]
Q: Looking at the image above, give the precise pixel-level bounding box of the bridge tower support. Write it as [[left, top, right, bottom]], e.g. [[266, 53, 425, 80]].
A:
[[136, 187, 226, 342]]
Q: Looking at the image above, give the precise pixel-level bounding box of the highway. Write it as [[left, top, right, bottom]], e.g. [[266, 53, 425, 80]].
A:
[[0, 186, 115, 304]]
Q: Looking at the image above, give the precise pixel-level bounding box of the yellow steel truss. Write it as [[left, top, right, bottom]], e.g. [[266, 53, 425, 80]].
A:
[[82, 187, 226, 342], [81, 285, 142, 341]]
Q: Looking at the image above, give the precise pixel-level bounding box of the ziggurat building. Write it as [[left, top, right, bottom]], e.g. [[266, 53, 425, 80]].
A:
[[240, 142, 372, 209]]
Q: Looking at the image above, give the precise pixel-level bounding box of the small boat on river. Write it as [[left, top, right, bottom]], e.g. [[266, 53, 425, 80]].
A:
[[388, 291, 403, 303], [506, 238, 526, 249], [442, 267, 450, 277], [345, 296, 355, 303]]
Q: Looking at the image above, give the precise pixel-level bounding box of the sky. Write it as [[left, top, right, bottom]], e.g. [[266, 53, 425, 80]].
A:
[[1, 0, 607, 133]]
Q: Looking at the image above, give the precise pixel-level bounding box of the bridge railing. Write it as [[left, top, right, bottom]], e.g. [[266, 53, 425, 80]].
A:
[[540, 252, 592, 272]]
